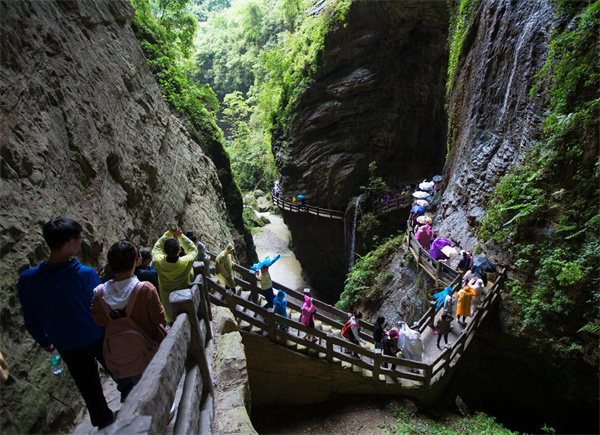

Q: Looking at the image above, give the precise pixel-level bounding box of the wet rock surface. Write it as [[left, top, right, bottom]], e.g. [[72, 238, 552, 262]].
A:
[[437, 0, 554, 257], [273, 0, 449, 293], [0, 0, 246, 432], [436, 1, 598, 432]]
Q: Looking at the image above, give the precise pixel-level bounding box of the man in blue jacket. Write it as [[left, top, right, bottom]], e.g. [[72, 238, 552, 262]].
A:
[[18, 218, 114, 429]]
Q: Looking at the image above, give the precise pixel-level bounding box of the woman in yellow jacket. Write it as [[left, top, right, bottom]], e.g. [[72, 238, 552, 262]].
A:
[[456, 285, 476, 325]]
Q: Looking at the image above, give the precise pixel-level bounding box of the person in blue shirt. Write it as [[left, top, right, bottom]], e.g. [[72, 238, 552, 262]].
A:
[[18, 218, 114, 429], [135, 249, 159, 290]]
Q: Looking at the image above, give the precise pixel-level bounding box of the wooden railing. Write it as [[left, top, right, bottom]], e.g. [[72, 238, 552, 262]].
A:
[[272, 196, 344, 220], [108, 248, 505, 429], [204, 252, 506, 390], [406, 220, 459, 286], [373, 195, 412, 215], [103, 263, 214, 435]]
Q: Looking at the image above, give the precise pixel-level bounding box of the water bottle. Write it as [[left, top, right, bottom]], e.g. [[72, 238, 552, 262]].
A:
[[50, 351, 64, 375]]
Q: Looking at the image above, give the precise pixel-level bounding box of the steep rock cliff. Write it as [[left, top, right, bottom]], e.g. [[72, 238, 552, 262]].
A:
[[0, 0, 248, 432], [437, 0, 553, 250], [273, 0, 449, 294], [436, 0, 598, 432]]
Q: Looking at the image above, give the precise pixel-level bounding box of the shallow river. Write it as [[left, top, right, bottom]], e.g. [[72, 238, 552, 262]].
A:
[[252, 211, 305, 290]]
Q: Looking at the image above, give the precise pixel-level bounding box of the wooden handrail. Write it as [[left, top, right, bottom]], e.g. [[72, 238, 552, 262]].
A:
[[406, 219, 460, 286], [272, 196, 344, 220], [201, 227, 506, 394], [205, 273, 431, 384], [373, 195, 412, 215], [105, 275, 215, 434]]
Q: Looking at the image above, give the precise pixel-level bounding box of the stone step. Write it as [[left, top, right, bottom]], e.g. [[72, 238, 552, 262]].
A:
[[362, 368, 373, 378], [238, 320, 251, 331]]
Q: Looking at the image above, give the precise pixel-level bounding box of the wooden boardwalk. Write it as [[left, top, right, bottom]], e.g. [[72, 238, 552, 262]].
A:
[[272, 196, 344, 220], [73, 229, 504, 434], [406, 221, 459, 286], [205, 254, 506, 392]]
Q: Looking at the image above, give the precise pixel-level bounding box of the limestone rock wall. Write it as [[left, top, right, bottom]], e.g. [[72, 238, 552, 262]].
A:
[[0, 0, 247, 432], [273, 0, 449, 293], [434, 1, 599, 432], [436, 0, 554, 254]]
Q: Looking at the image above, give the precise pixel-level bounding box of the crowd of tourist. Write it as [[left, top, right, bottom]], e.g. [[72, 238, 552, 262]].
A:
[[16, 218, 213, 429], [14, 176, 494, 427]]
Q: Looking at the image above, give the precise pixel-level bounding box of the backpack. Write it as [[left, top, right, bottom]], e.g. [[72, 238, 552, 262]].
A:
[[98, 283, 158, 380], [341, 319, 354, 338]]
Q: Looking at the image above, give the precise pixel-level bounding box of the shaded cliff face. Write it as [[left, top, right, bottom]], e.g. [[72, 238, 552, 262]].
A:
[[436, 0, 599, 433], [436, 0, 554, 252], [274, 0, 449, 294], [0, 0, 246, 432]]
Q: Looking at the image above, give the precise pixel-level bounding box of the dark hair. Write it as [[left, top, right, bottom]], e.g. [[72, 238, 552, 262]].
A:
[[185, 231, 197, 243], [355, 311, 363, 319], [107, 241, 137, 273], [140, 250, 152, 262], [164, 238, 180, 258], [43, 218, 82, 251], [389, 329, 398, 338], [376, 316, 385, 325]]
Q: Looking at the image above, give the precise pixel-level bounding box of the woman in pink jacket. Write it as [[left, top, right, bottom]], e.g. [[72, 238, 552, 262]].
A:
[[415, 223, 434, 250]]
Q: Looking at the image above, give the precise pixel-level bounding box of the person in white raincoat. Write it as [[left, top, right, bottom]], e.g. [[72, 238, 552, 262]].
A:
[[396, 322, 424, 365]]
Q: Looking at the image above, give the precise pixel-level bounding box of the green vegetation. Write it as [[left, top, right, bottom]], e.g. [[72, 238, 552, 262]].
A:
[[256, 0, 352, 134], [386, 405, 515, 435], [131, 0, 258, 262], [222, 91, 276, 191], [446, 0, 480, 156], [193, 0, 325, 192], [479, 2, 599, 362], [356, 162, 390, 247], [336, 234, 404, 311], [446, 0, 480, 94], [132, 0, 221, 136]]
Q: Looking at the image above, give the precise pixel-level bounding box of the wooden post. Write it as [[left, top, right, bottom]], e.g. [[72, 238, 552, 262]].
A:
[[424, 364, 433, 388], [326, 335, 334, 362], [248, 270, 259, 304], [429, 300, 437, 329], [372, 351, 382, 380], [170, 289, 213, 395], [436, 260, 442, 279], [225, 288, 237, 316], [267, 309, 276, 340]]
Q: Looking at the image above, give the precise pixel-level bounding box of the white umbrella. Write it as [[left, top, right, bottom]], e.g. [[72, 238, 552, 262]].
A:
[[441, 246, 459, 257], [412, 191, 430, 199], [416, 215, 432, 224], [413, 199, 429, 208], [432, 175, 442, 182], [419, 181, 434, 191]]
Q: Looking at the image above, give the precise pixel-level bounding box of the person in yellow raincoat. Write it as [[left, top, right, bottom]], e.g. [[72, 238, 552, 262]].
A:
[[152, 226, 198, 324], [215, 243, 236, 289], [456, 285, 476, 325]]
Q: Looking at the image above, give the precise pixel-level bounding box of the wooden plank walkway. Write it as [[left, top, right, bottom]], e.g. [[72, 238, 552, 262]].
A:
[[272, 196, 344, 220], [204, 254, 506, 391], [406, 220, 458, 286]]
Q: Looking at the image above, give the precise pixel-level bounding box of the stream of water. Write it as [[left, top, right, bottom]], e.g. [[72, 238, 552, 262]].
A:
[[344, 194, 363, 271], [253, 211, 305, 290]]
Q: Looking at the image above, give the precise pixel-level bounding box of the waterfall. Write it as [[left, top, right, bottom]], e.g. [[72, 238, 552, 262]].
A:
[[345, 194, 363, 271], [497, 3, 546, 125]]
